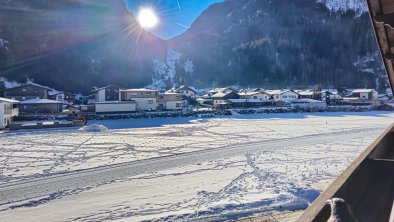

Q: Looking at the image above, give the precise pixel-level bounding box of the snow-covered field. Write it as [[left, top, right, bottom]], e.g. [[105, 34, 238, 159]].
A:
[[0, 111, 393, 221]]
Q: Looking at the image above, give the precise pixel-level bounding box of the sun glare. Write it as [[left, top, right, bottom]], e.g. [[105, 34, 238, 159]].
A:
[[137, 8, 158, 29]]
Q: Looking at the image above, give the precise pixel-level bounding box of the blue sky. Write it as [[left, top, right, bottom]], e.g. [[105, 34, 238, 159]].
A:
[[125, 0, 223, 39]]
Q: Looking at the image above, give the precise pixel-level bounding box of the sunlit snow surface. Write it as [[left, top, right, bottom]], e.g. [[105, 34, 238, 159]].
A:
[[0, 112, 393, 221]]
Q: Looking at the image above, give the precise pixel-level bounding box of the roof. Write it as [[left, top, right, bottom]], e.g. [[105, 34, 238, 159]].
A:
[[292, 99, 325, 103], [19, 99, 62, 104], [176, 85, 196, 93], [0, 97, 19, 103], [94, 101, 136, 104], [352, 89, 375, 93], [228, 99, 270, 103], [238, 91, 263, 96], [295, 90, 314, 96], [211, 91, 237, 99], [265, 90, 295, 95], [120, 88, 158, 92], [92, 85, 118, 92]]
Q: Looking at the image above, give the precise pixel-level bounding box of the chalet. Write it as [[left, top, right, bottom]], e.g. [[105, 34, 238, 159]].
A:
[[17, 99, 62, 114], [266, 90, 298, 103], [211, 91, 239, 108], [120, 88, 158, 111], [351, 89, 378, 101], [238, 91, 270, 101], [2, 83, 50, 101], [93, 85, 120, 102], [0, 97, 19, 129], [176, 85, 197, 98], [291, 99, 326, 109], [295, 90, 315, 99], [48, 91, 74, 105], [158, 91, 186, 110]]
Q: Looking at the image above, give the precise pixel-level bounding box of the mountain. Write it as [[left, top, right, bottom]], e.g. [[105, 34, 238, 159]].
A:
[[0, 0, 167, 93], [0, 0, 388, 93], [167, 0, 386, 90]]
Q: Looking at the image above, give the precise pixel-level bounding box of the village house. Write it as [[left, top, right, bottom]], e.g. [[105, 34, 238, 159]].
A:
[[266, 90, 298, 104], [0, 97, 19, 129], [93, 85, 120, 102], [17, 98, 62, 114], [321, 90, 342, 105], [2, 83, 50, 101], [176, 85, 197, 98], [48, 91, 74, 105], [341, 89, 378, 105], [238, 90, 270, 101], [158, 90, 186, 111], [211, 91, 239, 108], [120, 88, 158, 111], [294, 90, 315, 99], [351, 89, 378, 101]]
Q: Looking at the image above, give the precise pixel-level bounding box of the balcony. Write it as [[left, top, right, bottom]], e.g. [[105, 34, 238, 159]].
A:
[[4, 108, 19, 117]]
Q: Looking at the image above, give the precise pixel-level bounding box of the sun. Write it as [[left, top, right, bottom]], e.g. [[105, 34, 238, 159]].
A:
[[137, 8, 158, 29]]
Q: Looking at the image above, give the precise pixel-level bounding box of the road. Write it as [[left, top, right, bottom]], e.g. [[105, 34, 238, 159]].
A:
[[0, 127, 382, 207]]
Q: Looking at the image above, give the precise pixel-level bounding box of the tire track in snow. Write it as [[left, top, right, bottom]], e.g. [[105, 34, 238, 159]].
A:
[[0, 127, 384, 207]]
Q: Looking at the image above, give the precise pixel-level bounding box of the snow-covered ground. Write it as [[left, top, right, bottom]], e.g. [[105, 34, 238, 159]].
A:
[[0, 111, 393, 221]]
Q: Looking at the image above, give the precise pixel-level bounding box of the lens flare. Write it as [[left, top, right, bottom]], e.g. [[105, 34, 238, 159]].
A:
[[137, 8, 158, 29]]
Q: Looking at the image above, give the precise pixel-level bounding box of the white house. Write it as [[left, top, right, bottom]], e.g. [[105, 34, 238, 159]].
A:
[[238, 91, 270, 101], [93, 85, 120, 103], [120, 88, 158, 111], [351, 89, 378, 101], [176, 85, 197, 98], [291, 99, 327, 109], [266, 90, 298, 103], [0, 97, 19, 129]]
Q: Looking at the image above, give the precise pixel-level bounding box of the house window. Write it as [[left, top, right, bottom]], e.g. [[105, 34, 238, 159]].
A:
[[23, 105, 27, 110], [176, 96, 181, 99], [283, 96, 287, 98], [131, 92, 138, 96], [22, 88, 26, 92], [176, 103, 181, 107], [186, 90, 189, 94], [146, 92, 152, 95], [158, 96, 164, 99], [148, 100, 153, 104], [254, 96, 257, 99]]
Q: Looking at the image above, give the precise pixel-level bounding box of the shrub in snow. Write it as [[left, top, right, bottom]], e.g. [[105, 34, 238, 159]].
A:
[[79, 124, 109, 133]]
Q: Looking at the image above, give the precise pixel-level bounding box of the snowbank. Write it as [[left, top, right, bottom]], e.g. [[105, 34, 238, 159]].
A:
[[79, 124, 109, 133]]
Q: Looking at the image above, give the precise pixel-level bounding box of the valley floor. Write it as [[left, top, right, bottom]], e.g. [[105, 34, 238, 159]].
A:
[[0, 111, 393, 221]]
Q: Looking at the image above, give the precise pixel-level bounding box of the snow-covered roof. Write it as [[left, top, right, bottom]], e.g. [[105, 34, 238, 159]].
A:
[[352, 89, 375, 93], [295, 90, 314, 96], [120, 88, 158, 92], [177, 85, 196, 93], [211, 91, 237, 99], [228, 99, 270, 103], [265, 90, 294, 95], [384, 103, 394, 107], [292, 99, 325, 104], [0, 97, 19, 103], [94, 101, 136, 104], [20, 99, 62, 104], [238, 91, 262, 96]]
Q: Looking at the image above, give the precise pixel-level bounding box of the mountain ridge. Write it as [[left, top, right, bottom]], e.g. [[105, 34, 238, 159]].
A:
[[0, 0, 388, 93]]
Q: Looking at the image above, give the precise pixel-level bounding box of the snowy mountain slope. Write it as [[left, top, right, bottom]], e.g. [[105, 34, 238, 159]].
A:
[[317, 0, 368, 17]]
